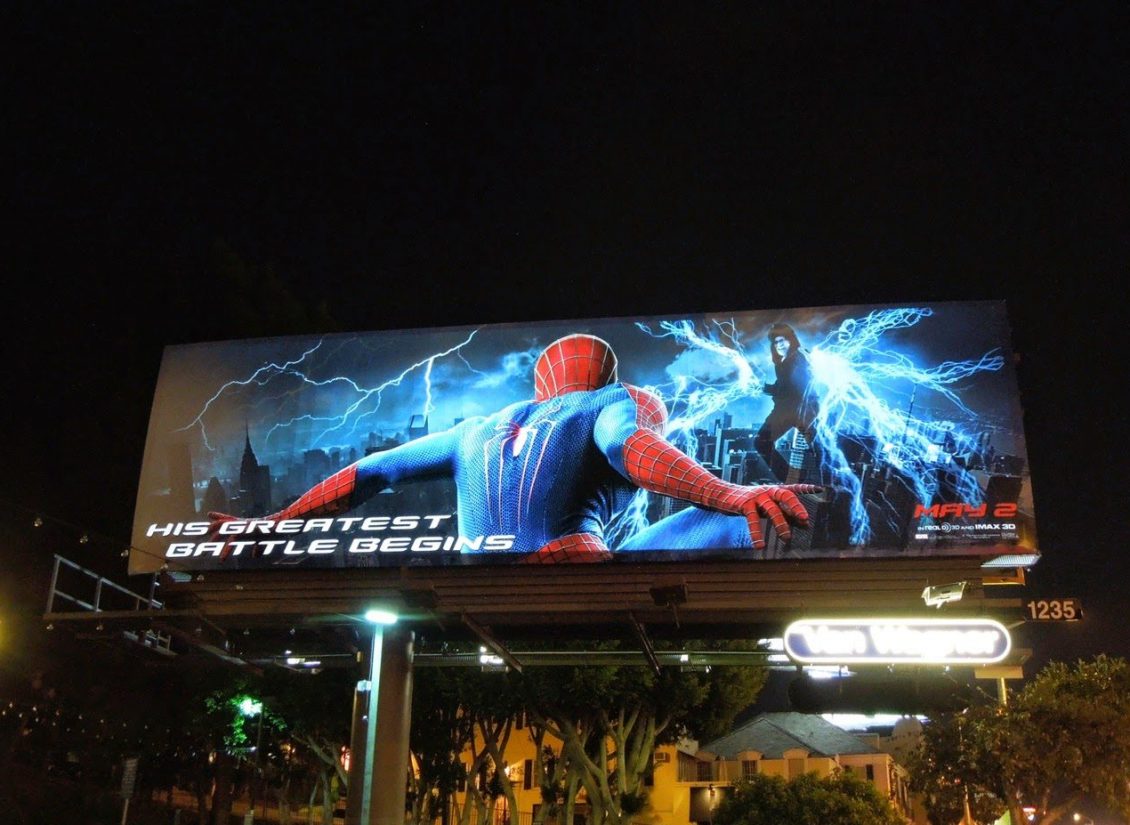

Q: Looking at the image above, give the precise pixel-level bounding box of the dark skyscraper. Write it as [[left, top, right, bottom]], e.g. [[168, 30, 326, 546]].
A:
[[165, 441, 196, 517], [237, 429, 272, 517]]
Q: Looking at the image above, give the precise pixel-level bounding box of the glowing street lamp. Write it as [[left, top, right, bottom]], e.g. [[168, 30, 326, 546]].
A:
[[363, 608, 398, 626]]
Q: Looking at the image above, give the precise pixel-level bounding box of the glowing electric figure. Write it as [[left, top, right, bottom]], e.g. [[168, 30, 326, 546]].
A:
[[638, 308, 1006, 545]]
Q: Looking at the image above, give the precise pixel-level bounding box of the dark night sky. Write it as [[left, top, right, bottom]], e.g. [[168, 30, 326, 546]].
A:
[[3, 3, 1128, 685]]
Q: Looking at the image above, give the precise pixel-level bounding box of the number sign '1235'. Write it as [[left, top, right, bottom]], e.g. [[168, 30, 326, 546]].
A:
[[1025, 598, 1083, 621]]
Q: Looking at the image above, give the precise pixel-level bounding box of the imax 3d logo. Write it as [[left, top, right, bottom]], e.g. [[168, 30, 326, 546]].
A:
[[783, 618, 1011, 665]]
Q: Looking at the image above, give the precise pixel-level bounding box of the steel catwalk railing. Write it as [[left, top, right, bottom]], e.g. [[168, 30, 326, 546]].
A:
[[45, 553, 172, 653]]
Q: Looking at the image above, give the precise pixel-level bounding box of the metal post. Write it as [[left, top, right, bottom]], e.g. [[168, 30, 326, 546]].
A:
[[253, 711, 263, 817], [46, 556, 61, 614], [243, 709, 263, 825], [370, 627, 413, 825], [358, 626, 384, 825], [344, 675, 371, 825], [355, 626, 414, 825]]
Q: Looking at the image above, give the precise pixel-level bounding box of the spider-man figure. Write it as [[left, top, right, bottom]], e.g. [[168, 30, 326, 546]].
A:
[[210, 334, 819, 563]]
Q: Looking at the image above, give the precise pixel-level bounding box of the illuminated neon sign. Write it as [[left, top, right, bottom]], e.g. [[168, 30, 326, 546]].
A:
[[783, 618, 1012, 664]]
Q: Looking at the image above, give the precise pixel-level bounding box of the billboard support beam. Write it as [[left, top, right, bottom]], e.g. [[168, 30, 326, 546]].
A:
[[627, 613, 661, 675], [650, 582, 688, 628], [461, 612, 523, 673]]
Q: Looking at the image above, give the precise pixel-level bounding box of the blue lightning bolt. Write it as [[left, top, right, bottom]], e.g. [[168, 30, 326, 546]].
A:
[[180, 331, 480, 452], [176, 341, 327, 451], [634, 319, 766, 459], [637, 308, 1006, 545], [809, 309, 1004, 542], [606, 489, 652, 548]]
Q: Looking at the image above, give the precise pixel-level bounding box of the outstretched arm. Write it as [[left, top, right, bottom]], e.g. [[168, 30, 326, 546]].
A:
[[595, 387, 818, 550]]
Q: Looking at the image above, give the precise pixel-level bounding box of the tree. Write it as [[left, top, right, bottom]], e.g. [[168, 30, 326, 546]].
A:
[[997, 655, 1130, 824], [908, 655, 1130, 825], [257, 666, 356, 825], [405, 640, 767, 825], [713, 771, 906, 825], [193, 674, 282, 825], [905, 705, 1007, 825], [1, 654, 251, 825], [408, 660, 487, 825], [520, 640, 768, 825]]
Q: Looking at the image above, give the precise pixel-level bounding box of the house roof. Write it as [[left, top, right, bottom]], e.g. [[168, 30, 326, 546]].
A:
[[700, 712, 883, 759]]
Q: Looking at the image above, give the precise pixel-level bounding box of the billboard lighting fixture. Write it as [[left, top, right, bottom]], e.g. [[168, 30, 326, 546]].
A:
[[922, 581, 967, 608], [401, 587, 439, 609], [479, 652, 508, 673], [649, 583, 688, 607], [363, 608, 399, 625], [802, 665, 845, 679]]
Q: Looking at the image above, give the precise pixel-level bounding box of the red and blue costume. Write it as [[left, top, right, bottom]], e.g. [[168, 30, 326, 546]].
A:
[[212, 334, 817, 562]]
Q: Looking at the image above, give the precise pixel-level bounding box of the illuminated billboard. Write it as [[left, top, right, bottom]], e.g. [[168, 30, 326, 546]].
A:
[[129, 301, 1037, 573]]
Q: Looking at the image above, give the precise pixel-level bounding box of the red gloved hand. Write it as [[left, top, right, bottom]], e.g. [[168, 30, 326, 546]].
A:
[[735, 484, 822, 550]]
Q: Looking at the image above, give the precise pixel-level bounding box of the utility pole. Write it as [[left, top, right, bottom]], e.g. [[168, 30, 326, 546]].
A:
[[240, 698, 264, 825]]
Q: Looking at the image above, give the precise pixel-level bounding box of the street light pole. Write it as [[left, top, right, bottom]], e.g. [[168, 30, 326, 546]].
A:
[[250, 710, 263, 822], [343, 608, 413, 825], [239, 697, 264, 825]]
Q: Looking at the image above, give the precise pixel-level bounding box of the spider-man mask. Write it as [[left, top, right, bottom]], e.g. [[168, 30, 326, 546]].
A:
[[533, 334, 619, 401]]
